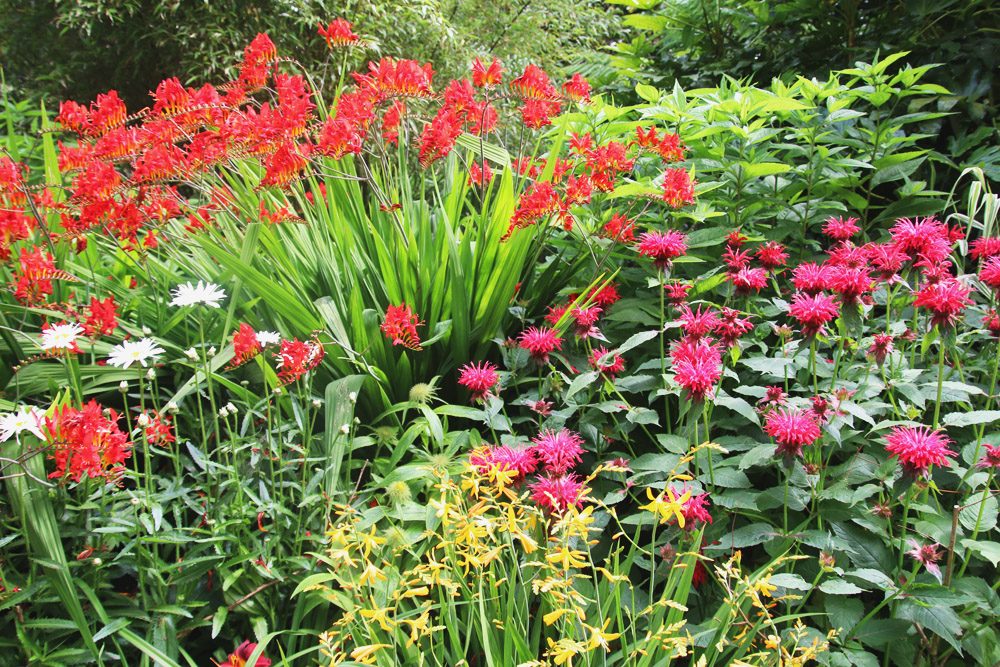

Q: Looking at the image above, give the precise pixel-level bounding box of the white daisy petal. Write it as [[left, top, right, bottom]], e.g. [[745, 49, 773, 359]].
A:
[[0, 406, 46, 442], [39, 322, 85, 351], [107, 337, 165, 369], [169, 280, 227, 308]]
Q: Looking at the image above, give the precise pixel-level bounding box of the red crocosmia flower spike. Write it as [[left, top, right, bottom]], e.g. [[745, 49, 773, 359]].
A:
[[419, 107, 465, 167], [518, 326, 563, 364], [884, 426, 955, 478], [823, 216, 860, 241], [82, 295, 118, 337], [788, 292, 839, 338], [275, 336, 325, 385], [560, 74, 591, 102], [913, 277, 972, 329], [13, 246, 78, 306], [636, 229, 688, 271], [510, 64, 559, 100], [318, 18, 360, 48], [259, 143, 309, 189], [504, 182, 560, 240], [589, 346, 626, 379], [219, 640, 271, 667], [228, 323, 262, 369], [568, 132, 593, 156], [764, 408, 821, 460], [45, 400, 132, 482], [467, 162, 493, 188], [458, 361, 500, 402], [661, 168, 695, 207], [601, 213, 636, 243], [381, 303, 423, 351], [352, 58, 436, 100], [381, 101, 405, 146], [529, 473, 587, 514], [472, 57, 503, 87]]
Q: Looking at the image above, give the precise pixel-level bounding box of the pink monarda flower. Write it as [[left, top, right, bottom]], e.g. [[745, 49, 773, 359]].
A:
[[978, 444, 1000, 470], [471, 444, 538, 486], [810, 395, 831, 423], [530, 473, 586, 514], [984, 310, 1000, 338], [788, 292, 839, 338], [868, 333, 894, 365], [757, 385, 788, 409], [980, 256, 1000, 293], [906, 539, 944, 584], [678, 304, 719, 340], [823, 216, 860, 241], [792, 262, 830, 295], [764, 408, 822, 459], [913, 278, 973, 329], [826, 264, 873, 305], [636, 229, 688, 271], [714, 307, 753, 349], [884, 426, 955, 478], [970, 236, 1000, 260], [532, 428, 584, 474], [664, 281, 692, 306], [756, 241, 788, 271], [890, 216, 952, 262], [728, 266, 768, 296], [866, 242, 908, 283], [722, 245, 752, 273], [518, 326, 563, 364], [458, 361, 500, 401], [670, 338, 722, 401], [589, 346, 626, 379]]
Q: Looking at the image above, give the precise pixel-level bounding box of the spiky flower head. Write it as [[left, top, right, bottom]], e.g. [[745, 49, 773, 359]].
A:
[[884, 426, 955, 478]]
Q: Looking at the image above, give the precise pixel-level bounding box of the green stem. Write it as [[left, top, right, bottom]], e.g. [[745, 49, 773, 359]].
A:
[[933, 332, 944, 430]]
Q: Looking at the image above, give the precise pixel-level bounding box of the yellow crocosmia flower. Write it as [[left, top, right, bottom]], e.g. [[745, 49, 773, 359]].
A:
[[638, 485, 690, 527], [349, 643, 391, 664], [584, 618, 621, 652], [358, 562, 387, 586], [546, 546, 589, 571], [402, 609, 431, 648], [359, 600, 395, 632], [754, 574, 778, 598], [401, 585, 430, 598], [543, 608, 573, 626], [595, 567, 629, 583], [764, 634, 781, 650], [357, 525, 387, 558], [546, 637, 585, 666]]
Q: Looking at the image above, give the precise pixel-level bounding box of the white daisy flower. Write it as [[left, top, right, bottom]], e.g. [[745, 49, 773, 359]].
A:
[[0, 406, 46, 442], [256, 331, 281, 346], [107, 337, 165, 369], [169, 281, 226, 308], [39, 322, 85, 351]]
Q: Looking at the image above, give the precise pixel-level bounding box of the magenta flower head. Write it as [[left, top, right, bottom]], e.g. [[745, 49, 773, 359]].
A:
[[458, 361, 500, 401], [913, 278, 972, 330], [764, 408, 822, 462], [884, 426, 955, 478], [530, 472, 587, 514], [518, 326, 563, 365], [906, 539, 943, 583], [532, 427, 584, 474], [788, 292, 839, 338], [637, 229, 688, 271]]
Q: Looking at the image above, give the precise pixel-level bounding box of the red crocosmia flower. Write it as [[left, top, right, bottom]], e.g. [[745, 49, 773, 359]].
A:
[[560, 74, 591, 102], [381, 100, 405, 146], [467, 162, 493, 188], [601, 213, 636, 243], [220, 640, 271, 667], [381, 303, 423, 350], [884, 426, 955, 478], [636, 229, 688, 271], [520, 98, 562, 130], [228, 323, 262, 369], [518, 326, 563, 364], [728, 266, 768, 296], [352, 57, 436, 100], [670, 338, 722, 401], [823, 216, 860, 241], [678, 305, 720, 341], [55, 100, 90, 135], [589, 346, 626, 379], [970, 236, 1000, 260], [505, 181, 560, 240], [913, 278, 972, 329], [906, 540, 944, 584], [472, 57, 503, 87], [979, 256, 1000, 293], [587, 141, 634, 192], [45, 400, 132, 482], [756, 241, 789, 271], [983, 309, 1000, 338], [275, 337, 324, 385], [82, 296, 118, 337], [664, 282, 693, 306], [13, 246, 63, 305], [764, 408, 822, 459], [140, 410, 175, 448], [660, 168, 695, 207], [510, 64, 559, 100], [530, 473, 586, 514], [458, 361, 500, 401], [633, 126, 685, 162], [788, 292, 839, 338], [564, 174, 592, 205], [260, 142, 309, 189], [977, 444, 1000, 470], [532, 428, 584, 474], [568, 132, 593, 156], [791, 262, 830, 295], [714, 307, 753, 349], [868, 333, 894, 365], [318, 18, 360, 48]]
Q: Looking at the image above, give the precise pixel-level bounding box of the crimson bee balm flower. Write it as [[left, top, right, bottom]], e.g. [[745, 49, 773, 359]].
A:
[[884, 426, 955, 478], [764, 408, 822, 460], [913, 278, 972, 330], [458, 361, 500, 402], [637, 229, 688, 271], [788, 292, 839, 338], [518, 326, 563, 365]]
